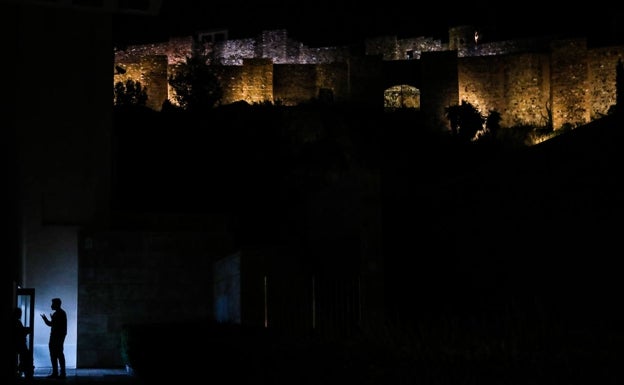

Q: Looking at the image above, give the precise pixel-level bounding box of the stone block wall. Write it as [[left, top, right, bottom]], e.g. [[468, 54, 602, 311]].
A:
[[365, 35, 446, 61], [273, 62, 350, 105], [550, 39, 591, 129], [366, 35, 402, 60], [114, 55, 168, 111], [458, 37, 553, 58], [299, 46, 352, 64], [115, 36, 193, 65], [212, 38, 257, 66], [315, 63, 350, 103], [257, 29, 297, 64], [273, 64, 319, 105], [195, 58, 281, 107], [214, 65, 246, 105], [240, 58, 274, 104], [503, 53, 551, 128], [113, 28, 624, 131], [458, 55, 507, 125], [458, 52, 551, 128], [396, 36, 446, 60]]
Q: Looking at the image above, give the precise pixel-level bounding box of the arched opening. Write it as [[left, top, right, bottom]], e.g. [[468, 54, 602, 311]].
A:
[[384, 85, 420, 111]]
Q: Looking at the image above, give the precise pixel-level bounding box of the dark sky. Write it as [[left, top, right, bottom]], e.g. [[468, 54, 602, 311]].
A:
[[114, 0, 623, 48]]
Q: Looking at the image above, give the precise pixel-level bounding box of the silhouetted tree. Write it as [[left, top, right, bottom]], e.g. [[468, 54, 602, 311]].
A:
[[485, 109, 502, 136], [474, 109, 502, 144], [113, 79, 148, 107], [541, 101, 553, 131], [444, 100, 485, 142], [168, 52, 223, 112]]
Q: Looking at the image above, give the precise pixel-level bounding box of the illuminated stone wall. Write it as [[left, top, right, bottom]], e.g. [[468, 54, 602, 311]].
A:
[[164, 57, 275, 106], [113, 28, 624, 130], [240, 58, 274, 104], [366, 35, 445, 60], [114, 55, 168, 111], [213, 65, 246, 105], [273, 63, 350, 105], [212, 38, 257, 65], [549, 39, 591, 129], [458, 53, 551, 128], [458, 37, 553, 58], [454, 37, 621, 130], [396, 36, 446, 60], [458, 55, 507, 125], [208, 29, 351, 66], [257, 29, 296, 64], [273, 64, 318, 105], [302, 46, 352, 64], [315, 63, 350, 102], [115, 35, 193, 65], [503, 53, 551, 128]]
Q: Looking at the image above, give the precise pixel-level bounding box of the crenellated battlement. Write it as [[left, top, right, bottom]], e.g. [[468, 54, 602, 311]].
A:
[[114, 27, 624, 130]]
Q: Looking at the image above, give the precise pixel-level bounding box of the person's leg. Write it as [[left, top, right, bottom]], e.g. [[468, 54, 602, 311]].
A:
[[24, 349, 34, 379], [49, 342, 58, 377], [58, 336, 66, 377], [59, 352, 66, 377], [16, 351, 21, 378]]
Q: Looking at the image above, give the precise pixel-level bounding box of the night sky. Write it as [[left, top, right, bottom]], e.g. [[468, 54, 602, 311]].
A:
[[113, 0, 622, 47]]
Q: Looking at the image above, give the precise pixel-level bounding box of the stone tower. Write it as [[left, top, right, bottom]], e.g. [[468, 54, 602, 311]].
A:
[[449, 25, 478, 50]]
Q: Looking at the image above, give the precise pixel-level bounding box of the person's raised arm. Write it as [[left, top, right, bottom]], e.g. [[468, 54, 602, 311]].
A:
[[40, 313, 52, 326]]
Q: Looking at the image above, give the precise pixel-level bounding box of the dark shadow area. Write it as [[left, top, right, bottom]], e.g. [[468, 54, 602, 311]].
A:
[[107, 102, 624, 384]]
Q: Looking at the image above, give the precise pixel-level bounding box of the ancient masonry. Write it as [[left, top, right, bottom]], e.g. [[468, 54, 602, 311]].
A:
[[114, 26, 624, 130]]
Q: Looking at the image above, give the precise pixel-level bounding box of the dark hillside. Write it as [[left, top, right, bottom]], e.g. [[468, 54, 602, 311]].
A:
[[384, 113, 624, 328]]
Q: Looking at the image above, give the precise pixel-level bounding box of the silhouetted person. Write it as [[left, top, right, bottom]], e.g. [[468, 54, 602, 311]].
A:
[[41, 298, 67, 379], [14, 307, 33, 379]]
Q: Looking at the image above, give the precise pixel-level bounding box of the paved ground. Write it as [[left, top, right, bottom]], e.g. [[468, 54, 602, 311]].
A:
[[17, 368, 140, 384]]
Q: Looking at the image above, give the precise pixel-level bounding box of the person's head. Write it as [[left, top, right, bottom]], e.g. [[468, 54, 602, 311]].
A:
[[15, 307, 22, 319], [51, 298, 62, 310]]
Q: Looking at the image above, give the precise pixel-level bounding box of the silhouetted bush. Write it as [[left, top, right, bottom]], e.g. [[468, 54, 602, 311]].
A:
[[114, 79, 148, 107]]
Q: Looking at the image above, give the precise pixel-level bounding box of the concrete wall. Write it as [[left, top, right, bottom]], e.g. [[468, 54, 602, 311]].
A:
[[77, 228, 235, 367], [0, 2, 115, 373], [13, 5, 113, 371]]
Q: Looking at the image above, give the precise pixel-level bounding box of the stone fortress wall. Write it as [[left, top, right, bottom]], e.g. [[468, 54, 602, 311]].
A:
[[114, 27, 624, 130]]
